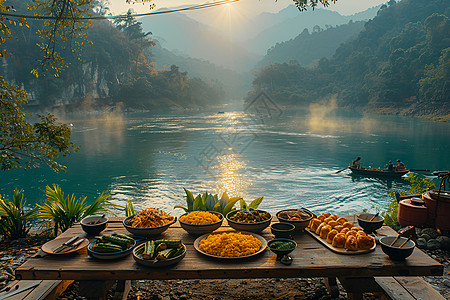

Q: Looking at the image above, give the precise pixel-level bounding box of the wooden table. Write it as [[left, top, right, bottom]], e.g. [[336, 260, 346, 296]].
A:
[[15, 216, 443, 299]]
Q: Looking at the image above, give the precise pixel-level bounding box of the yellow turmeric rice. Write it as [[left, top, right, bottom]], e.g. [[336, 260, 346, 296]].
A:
[[199, 232, 262, 257], [179, 211, 220, 225]]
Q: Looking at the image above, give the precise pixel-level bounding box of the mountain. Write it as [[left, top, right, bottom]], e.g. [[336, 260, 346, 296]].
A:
[[256, 20, 366, 69], [139, 5, 381, 71], [248, 0, 450, 119], [150, 41, 252, 98], [139, 9, 261, 72], [245, 5, 381, 55]]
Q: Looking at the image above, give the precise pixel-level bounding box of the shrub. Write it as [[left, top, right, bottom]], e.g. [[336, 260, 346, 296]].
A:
[[37, 184, 119, 236], [0, 189, 38, 240], [383, 173, 436, 230]]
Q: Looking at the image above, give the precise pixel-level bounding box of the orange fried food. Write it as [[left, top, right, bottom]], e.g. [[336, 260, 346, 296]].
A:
[[320, 225, 332, 239], [128, 208, 175, 228], [323, 213, 331, 218], [330, 215, 338, 221], [342, 222, 354, 229], [315, 222, 326, 235], [328, 220, 339, 228], [340, 227, 350, 234], [345, 235, 358, 250], [324, 217, 334, 224], [336, 217, 348, 224], [326, 229, 339, 244], [317, 215, 326, 222], [345, 231, 357, 238], [334, 225, 344, 232], [332, 233, 346, 248], [357, 235, 375, 250], [310, 218, 322, 232], [351, 227, 361, 232], [356, 231, 366, 237]]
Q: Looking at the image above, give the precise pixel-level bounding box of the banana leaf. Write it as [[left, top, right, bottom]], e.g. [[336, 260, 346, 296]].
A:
[[173, 205, 188, 212], [248, 197, 264, 209], [239, 199, 247, 210], [205, 194, 216, 211], [183, 188, 195, 211], [218, 193, 230, 213], [193, 194, 206, 211], [223, 197, 242, 216]]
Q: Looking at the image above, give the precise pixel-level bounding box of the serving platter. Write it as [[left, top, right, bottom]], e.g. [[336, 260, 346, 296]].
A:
[[41, 237, 89, 255], [193, 231, 267, 259], [305, 228, 376, 255]]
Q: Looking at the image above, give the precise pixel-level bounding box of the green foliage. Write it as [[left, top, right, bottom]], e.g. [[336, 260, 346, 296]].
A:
[[403, 173, 436, 194], [383, 174, 436, 230], [259, 22, 366, 69], [125, 200, 135, 217], [28, 0, 92, 77], [175, 188, 264, 216], [292, 0, 336, 12], [37, 184, 119, 236], [0, 189, 38, 240], [0, 82, 79, 172], [249, 0, 450, 117], [382, 199, 401, 231]]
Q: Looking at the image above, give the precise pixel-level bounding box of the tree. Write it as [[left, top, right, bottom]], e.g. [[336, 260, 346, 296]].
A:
[[0, 81, 79, 171], [0, 4, 79, 172]]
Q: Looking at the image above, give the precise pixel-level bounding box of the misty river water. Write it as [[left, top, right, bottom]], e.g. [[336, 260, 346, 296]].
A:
[[1, 107, 449, 217]]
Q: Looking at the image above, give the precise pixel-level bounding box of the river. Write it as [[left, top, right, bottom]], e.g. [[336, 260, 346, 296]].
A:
[[1, 107, 449, 217]]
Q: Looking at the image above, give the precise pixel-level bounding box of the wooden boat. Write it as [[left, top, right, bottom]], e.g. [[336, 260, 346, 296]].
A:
[[349, 166, 409, 178]]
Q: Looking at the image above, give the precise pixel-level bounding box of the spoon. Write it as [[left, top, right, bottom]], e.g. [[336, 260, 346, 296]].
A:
[[280, 255, 293, 265]]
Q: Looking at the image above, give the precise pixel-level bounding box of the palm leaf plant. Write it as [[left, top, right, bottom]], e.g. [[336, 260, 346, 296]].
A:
[[125, 199, 135, 217], [37, 184, 119, 236], [0, 189, 38, 240], [175, 188, 264, 216]]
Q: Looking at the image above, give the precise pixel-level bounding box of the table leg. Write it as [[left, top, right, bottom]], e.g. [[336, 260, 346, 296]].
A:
[[323, 277, 340, 298], [113, 280, 131, 300], [338, 277, 384, 300], [78, 280, 115, 300]]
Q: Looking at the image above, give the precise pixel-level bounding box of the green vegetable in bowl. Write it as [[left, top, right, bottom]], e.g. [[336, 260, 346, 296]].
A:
[[137, 239, 184, 262], [269, 241, 295, 250]]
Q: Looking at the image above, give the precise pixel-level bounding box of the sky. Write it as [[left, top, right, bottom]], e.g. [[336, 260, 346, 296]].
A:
[[109, 0, 389, 17]]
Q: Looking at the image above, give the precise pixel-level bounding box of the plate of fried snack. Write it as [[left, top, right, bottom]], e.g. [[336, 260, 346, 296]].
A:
[[306, 212, 376, 254]]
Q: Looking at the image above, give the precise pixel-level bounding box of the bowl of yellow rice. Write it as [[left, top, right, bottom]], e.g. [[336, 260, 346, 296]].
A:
[[194, 231, 267, 259], [179, 211, 224, 235]]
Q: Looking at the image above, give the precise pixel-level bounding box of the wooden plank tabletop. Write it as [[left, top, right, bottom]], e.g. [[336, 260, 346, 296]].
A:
[[15, 216, 443, 281]]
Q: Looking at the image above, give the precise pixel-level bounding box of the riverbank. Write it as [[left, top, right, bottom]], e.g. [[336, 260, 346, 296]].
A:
[[1, 235, 448, 300]]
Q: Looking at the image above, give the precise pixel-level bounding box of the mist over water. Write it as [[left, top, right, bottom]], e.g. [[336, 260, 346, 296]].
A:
[[1, 108, 449, 216]]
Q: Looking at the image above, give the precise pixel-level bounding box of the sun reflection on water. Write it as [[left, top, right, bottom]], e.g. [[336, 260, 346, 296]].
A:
[[214, 151, 249, 198]]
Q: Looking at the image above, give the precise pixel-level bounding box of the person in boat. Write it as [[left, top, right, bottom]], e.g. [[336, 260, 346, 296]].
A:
[[352, 157, 362, 169], [387, 161, 394, 172], [395, 159, 406, 171]]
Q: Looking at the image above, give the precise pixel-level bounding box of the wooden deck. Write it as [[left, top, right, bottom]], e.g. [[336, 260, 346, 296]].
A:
[[15, 216, 443, 299]]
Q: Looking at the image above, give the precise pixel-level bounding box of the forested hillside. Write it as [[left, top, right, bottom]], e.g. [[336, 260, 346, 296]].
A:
[[150, 41, 251, 99], [248, 0, 450, 120], [0, 2, 225, 111], [256, 20, 366, 69]]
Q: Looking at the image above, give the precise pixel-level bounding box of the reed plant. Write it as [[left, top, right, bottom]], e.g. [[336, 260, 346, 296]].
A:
[[0, 189, 38, 240], [38, 184, 120, 236]]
